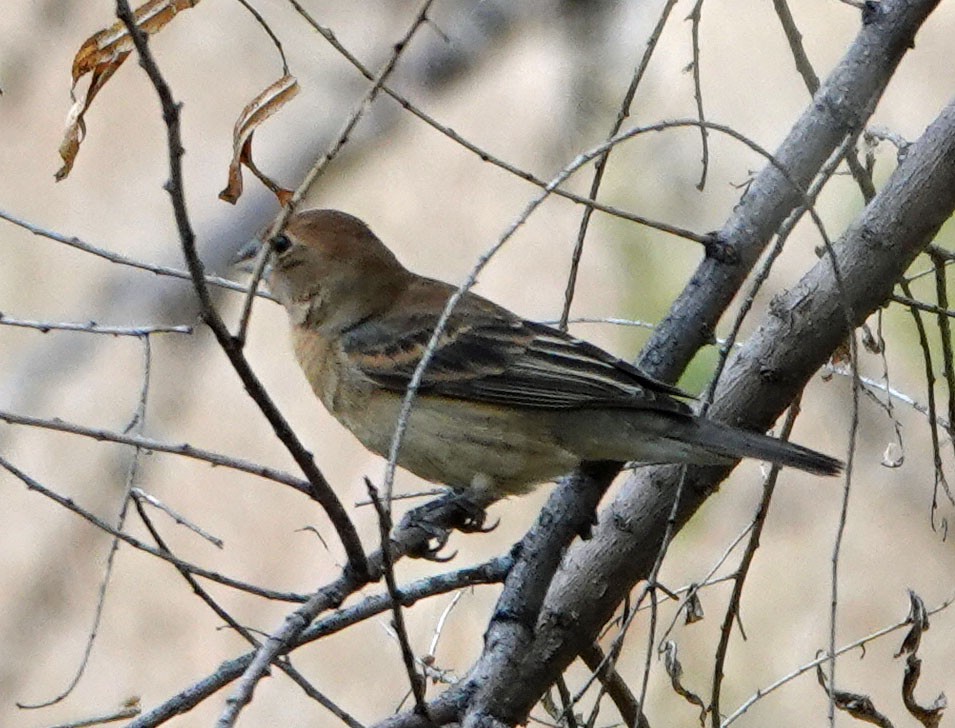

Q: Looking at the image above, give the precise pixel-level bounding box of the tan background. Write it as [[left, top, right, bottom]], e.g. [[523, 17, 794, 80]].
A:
[[0, 2, 953, 726]]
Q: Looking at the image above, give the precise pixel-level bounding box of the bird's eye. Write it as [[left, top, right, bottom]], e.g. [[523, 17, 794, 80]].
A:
[[271, 233, 292, 254]]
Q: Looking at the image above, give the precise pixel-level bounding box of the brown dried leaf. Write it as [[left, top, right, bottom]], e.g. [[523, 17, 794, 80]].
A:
[[56, 0, 201, 181], [72, 0, 200, 81], [816, 660, 894, 728], [56, 54, 128, 180], [902, 654, 946, 728], [895, 590, 929, 658], [683, 584, 705, 625], [219, 74, 299, 205], [661, 641, 707, 724]]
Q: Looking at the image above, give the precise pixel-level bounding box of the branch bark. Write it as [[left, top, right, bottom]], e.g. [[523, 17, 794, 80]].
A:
[[373, 1, 952, 724]]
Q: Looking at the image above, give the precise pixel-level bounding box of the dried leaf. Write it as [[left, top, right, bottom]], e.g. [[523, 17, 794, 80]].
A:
[[816, 660, 894, 728], [684, 585, 705, 625], [56, 54, 128, 180], [895, 590, 929, 658], [219, 74, 299, 205], [661, 641, 707, 724], [881, 442, 904, 468], [56, 0, 201, 180], [902, 654, 946, 728], [72, 0, 201, 82]]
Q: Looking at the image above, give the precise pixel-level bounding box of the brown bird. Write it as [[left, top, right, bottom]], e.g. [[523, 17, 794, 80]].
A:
[[255, 208, 841, 500]]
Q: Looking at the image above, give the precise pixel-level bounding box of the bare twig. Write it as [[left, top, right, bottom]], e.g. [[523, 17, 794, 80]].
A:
[[17, 337, 153, 710], [0, 453, 309, 602], [131, 487, 224, 548], [686, 0, 710, 190], [286, 0, 710, 246], [368, 482, 428, 716], [0, 208, 271, 300], [113, 0, 369, 579], [47, 703, 141, 728], [0, 409, 312, 496], [722, 594, 955, 727], [928, 248, 955, 463], [559, 0, 680, 329], [890, 293, 955, 319], [897, 278, 953, 526], [0, 313, 192, 336], [235, 0, 289, 73], [710, 401, 801, 725]]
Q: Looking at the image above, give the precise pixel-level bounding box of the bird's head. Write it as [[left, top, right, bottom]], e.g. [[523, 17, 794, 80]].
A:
[[257, 209, 410, 331]]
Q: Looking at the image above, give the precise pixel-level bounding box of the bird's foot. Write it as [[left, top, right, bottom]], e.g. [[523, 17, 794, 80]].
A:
[[399, 492, 497, 560]]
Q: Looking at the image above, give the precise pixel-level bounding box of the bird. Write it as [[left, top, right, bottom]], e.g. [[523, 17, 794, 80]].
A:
[[251, 208, 842, 501]]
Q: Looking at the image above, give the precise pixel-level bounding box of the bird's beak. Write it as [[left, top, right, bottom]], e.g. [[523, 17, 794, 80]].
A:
[[232, 237, 264, 272]]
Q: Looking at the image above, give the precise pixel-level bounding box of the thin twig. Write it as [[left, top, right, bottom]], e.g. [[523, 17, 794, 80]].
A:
[[559, 0, 680, 328], [722, 593, 955, 727], [0, 313, 192, 336], [131, 487, 224, 548], [0, 207, 271, 300], [890, 293, 955, 319], [235, 0, 289, 74], [428, 591, 465, 660], [17, 337, 153, 710], [772, 0, 877, 199], [659, 521, 755, 644], [0, 453, 309, 602], [928, 248, 955, 465], [47, 704, 141, 728], [687, 0, 710, 190], [0, 409, 313, 496], [113, 0, 368, 579], [710, 401, 801, 726], [368, 482, 428, 716], [286, 0, 710, 246], [897, 279, 952, 525]]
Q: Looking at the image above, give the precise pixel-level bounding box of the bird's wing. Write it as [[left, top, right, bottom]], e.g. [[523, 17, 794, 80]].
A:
[[341, 299, 694, 415]]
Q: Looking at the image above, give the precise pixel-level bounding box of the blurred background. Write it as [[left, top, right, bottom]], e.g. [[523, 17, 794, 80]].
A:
[[0, 1, 953, 726]]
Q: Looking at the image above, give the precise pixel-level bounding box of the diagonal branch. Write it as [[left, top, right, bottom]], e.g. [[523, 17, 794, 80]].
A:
[[373, 2, 949, 724], [112, 0, 368, 578]]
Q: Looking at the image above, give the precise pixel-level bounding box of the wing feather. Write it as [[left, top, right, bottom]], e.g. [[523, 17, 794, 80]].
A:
[[341, 300, 692, 415]]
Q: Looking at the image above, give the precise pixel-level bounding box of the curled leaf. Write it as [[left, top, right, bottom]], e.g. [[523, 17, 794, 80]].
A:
[[57, 0, 201, 180], [683, 583, 705, 625], [219, 74, 299, 205], [895, 590, 929, 658], [903, 654, 946, 728], [816, 658, 894, 728], [660, 641, 707, 724]]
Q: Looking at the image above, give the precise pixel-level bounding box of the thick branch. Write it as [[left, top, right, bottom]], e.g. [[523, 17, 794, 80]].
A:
[[462, 93, 955, 727], [373, 1, 949, 724]]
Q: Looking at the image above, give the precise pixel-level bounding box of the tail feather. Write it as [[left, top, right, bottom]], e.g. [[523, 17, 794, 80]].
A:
[[682, 417, 843, 476]]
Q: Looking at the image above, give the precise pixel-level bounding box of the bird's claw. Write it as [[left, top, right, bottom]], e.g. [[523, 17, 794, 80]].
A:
[[404, 520, 456, 561], [398, 492, 493, 558]]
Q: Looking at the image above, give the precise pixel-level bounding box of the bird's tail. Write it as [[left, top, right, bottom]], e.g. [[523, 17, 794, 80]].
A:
[[672, 415, 843, 476]]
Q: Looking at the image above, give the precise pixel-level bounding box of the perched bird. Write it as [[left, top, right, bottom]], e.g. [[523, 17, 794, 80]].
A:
[[255, 208, 841, 500]]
